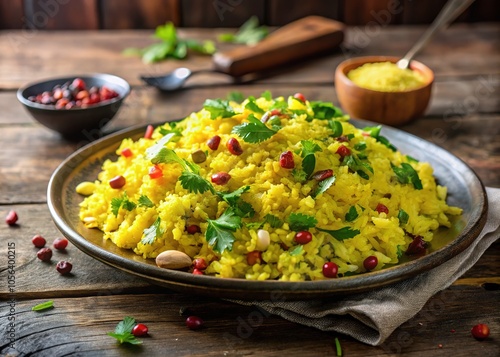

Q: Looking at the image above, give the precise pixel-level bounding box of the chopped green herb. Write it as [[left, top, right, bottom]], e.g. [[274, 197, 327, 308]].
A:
[[244, 97, 265, 114], [289, 245, 304, 256], [301, 154, 316, 179], [32, 300, 54, 311], [227, 91, 244, 103], [179, 170, 214, 194], [345, 155, 373, 180], [291, 168, 308, 183], [391, 163, 423, 190], [398, 209, 410, 225], [158, 125, 183, 138], [345, 206, 359, 222], [218, 16, 268, 45], [396, 245, 404, 258], [138, 195, 154, 208], [107, 316, 142, 345], [328, 120, 343, 137], [203, 99, 236, 119], [317, 227, 360, 241], [206, 208, 242, 253], [406, 155, 419, 163], [261, 90, 272, 101], [270, 98, 288, 111], [264, 214, 283, 228], [354, 142, 367, 151], [232, 114, 278, 143], [363, 125, 397, 151], [313, 175, 336, 198], [145, 132, 179, 162], [288, 213, 318, 231], [111, 192, 137, 217], [142, 217, 164, 245], [310, 101, 343, 119], [335, 337, 342, 356], [218, 186, 249, 205], [299, 140, 322, 157]]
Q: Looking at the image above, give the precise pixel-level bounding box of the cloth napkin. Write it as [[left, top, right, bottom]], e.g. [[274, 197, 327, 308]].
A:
[[234, 187, 500, 346]]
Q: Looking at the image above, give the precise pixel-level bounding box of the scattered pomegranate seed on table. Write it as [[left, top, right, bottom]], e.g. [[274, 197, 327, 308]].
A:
[[53, 237, 69, 250], [5, 210, 18, 225], [32, 235, 46, 248], [186, 316, 204, 330], [37, 248, 53, 262], [471, 324, 490, 340], [132, 323, 149, 337], [56, 261, 73, 275]]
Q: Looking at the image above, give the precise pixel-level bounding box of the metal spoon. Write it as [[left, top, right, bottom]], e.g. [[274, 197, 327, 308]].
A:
[[140, 68, 231, 91], [397, 0, 475, 69]]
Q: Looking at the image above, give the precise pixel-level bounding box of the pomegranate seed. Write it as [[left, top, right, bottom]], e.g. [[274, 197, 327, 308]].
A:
[[247, 251, 262, 265], [471, 324, 490, 340], [72, 78, 86, 91], [186, 316, 204, 330], [279, 151, 295, 169], [376, 203, 389, 214], [294, 231, 312, 244], [192, 268, 204, 275], [211, 172, 231, 185], [186, 225, 201, 234], [144, 125, 154, 139], [207, 135, 221, 150], [363, 255, 378, 271], [312, 169, 334, 181], [5, 210, 18, 225], [53, 237, 69, 250], [109, 175, 126, 189], [193, 258, 207, 270], [405, 235, 427, 255], [132, 323, 149, 337], [149, 165, 163, 179], [227, 138, 243, 155], [37, 247, 52, 262], [121, 148, 133, 157], [32, 235, 46, 248], [322, 262, 338, 278], [336, 145, 351, 158], [56, 261, 72, 275], [293, 93, 306, 102]]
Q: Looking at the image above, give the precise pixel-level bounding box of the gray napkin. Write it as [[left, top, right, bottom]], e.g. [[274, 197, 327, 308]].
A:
[[235, 187, 500, 346]]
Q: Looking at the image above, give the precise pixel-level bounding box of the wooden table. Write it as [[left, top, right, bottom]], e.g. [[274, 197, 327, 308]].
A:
[[0, 24, 499, 356]]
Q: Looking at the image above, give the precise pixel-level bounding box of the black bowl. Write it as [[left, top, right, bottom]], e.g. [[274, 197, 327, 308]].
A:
[[17, 74, 130, 138]]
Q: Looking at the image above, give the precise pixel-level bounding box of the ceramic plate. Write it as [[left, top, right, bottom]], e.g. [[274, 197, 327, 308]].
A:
[[47, 119, 487, 300]]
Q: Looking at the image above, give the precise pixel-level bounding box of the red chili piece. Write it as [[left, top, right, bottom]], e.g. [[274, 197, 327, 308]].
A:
[[186, 316, 204, 330], [405, 235, 427, 255], [56, 261, 72, 275], [294, 231, 312, 244], [144, 125, 154, 139], [211, 172, 231, 185], [376, 203, 389, 214], [5, 210, 18, 225], [336, 145, 351, 158], [363, 255, 378, 271], [279, 151, 295, 169], [121, 148, 133, 157], [246, 251, 262, 265], [186, 225, 201, 234], [109, 175, 126, 189], [312, 169, 334, 181], [37, 247, 52, 262], [207, 135, 221, 150], [471, 324, 490, 340], [227, 138, 243, 156], [322, 262, 338, 278], [149, 165, 163, 179], [32, 235, 46, 248], [53, 237, 69, 250], [132, 323, 149, 337], [293, 93, 306, 102], [192, 268, 204, 275], [192, 258, 207, 270]]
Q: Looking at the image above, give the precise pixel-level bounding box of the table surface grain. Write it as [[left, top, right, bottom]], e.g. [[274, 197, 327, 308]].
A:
[[0, 23, 499, 357]]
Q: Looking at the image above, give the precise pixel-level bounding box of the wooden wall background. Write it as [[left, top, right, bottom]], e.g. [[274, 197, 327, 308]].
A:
[[0, 0, 498, 30]]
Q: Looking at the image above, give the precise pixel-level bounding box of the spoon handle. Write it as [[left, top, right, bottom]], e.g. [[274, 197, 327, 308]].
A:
[[398, 0, 475, 69]]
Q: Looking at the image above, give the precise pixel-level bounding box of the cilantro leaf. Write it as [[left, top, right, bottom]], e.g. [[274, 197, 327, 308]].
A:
[[142, 217, 164, 245], [111, 192, 136, 217], [398, 209, 409, 225], [345, 155, 373, 180], [183, 38, 216, 55], [317, 227, 360, 241], [289, 245, 303, 256], [406, 155, 419, 163], [232, 114, 277, 143], [354, 142, 367, 151], [299, 140, 322, 157], [363, 125, 397, 151], [310, 101, 343, 119], [145, 133, 179, 162], [292, 168, 308, 183], [107, 316, 142, 345], [345, 206, 359, 222], [227, 91, 244, 103], [288, 213, 317, 231], [206, 208, 242, 253], [179, 171, 214, 194], [203, 99, 236, 119], [138, 195, 154, 208], [264, 214, 283, 228], [261, 90, 272, 101], [328, 119, 343, 137], [244, 96, 265, 114], [218, 16, 268, 45], [391, 163, 423, 190], [218, 186, 250, 205], [32, 300, 54, 311], [313, 175, 336, 198]]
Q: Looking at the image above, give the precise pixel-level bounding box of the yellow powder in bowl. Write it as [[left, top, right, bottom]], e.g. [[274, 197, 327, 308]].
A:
[[347, 62, 426, 92]]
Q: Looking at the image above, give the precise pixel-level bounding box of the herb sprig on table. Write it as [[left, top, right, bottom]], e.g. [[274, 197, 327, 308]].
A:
[[218, 16, 268, 45]]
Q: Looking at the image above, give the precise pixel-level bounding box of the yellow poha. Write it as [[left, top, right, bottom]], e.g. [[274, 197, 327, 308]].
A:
[[77, 94, 462, 281]]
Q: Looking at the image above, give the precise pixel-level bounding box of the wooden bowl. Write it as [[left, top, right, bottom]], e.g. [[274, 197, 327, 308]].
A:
[[335, 56, 434, 126]]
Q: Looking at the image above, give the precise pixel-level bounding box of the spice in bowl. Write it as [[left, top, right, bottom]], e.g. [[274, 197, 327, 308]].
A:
[[347, 61, 426, 92]]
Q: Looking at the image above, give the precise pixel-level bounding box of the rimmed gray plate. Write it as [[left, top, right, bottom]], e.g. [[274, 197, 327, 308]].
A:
[[47, 119, 487, 300]]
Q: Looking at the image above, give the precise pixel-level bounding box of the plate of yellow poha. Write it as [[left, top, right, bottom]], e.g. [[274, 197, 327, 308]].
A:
[[47, 94, 487, 300]]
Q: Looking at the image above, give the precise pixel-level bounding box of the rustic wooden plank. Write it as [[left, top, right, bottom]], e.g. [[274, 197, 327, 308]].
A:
[[266, 0, 341, 26], [0, 0, 24, 29], [181, 0, 265, 27], [401, 0, 468, 25], [23, 0, 99, 30], [1, 286, 498, 356], [100, 0, 180, 29], [468, 0, 500, 23], [342, 0, 403, 26]]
